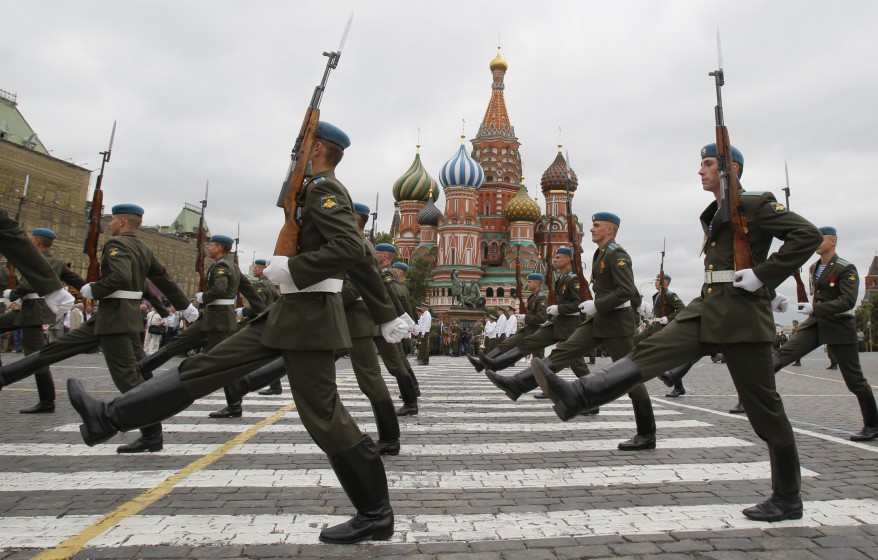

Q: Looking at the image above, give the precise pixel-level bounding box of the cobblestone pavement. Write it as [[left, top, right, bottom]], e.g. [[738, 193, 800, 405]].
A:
[[0, 348, 877, 559]]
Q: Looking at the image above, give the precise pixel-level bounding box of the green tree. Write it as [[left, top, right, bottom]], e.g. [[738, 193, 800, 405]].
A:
[[373, 231, 394, 246], [404, 256, 432, 313], [855, 299, 877, 351]]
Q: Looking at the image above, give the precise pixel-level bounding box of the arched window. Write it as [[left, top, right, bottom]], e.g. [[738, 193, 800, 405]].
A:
[[497, 287, 505, 297], [484, 202, 490, 215], [482, 241, 488, 259], [485, 287, 494, 297]]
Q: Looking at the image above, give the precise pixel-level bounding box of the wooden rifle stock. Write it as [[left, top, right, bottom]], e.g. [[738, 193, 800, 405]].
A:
[[716, 127, 755, 271], [793, 270, 808, 304], [515, 245, 525, 314], [84, 189, 103, 283], [568, 215, 593, 302], [275, 108, 320, 257]]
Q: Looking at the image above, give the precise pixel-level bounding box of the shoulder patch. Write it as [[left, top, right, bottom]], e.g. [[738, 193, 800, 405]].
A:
[[616, 258, 627, 267], [770, 202, 788, 213], [848, 273, 858, 283], [216, 269, 226, 275], [320, 194, 340, 212], [108, 248, 121, 258]]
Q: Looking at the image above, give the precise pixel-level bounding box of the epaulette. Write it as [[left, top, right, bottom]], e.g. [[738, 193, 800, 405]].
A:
[[607, 242, 620, 251], [836, 258, 851, 266], [741, 191, 767, 196]]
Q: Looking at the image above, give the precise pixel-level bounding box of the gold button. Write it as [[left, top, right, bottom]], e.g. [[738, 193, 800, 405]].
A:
[[708, 264, 714, 270], [707, 287, 713, 294]]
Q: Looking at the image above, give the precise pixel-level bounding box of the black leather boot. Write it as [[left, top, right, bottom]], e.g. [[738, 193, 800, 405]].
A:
[[409, 369, 421, 397], [658, 361, 694, 388], [319, 435, 394, 544], [209, 389, 243, 418], [116, 423, 163, 454], [0, 352, 44, 388], [224, 358, 285, 402], [850, 394, 878, 442], [372, 399, 401, 455], [480, 347, 525, 373], [396, 375, 418, 416], [484, 359, 543, 401], [467, 348, 501, 373], [531, 357, 642, 421], [20, 400, 55, 414], [136, 346, 172, 378], [729, 402, 745, 414], [258, 380, 282, 395], [618, 397, 657, 451], [742, 443, 803, 521], [68, 370, 194, 447]]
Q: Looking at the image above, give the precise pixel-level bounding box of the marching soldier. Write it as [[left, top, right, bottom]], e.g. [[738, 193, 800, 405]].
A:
[[633, 273, 687, 397], [0, 228, 86, 413], [531, 144, 822, 522], [244, 258, 282, 395], [67, 121, 410, 544]]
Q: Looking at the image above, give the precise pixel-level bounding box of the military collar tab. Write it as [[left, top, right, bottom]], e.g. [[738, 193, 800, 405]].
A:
[[836, 257, 850, 266], [607, 242, 620, 251], [741, 191, 766, 196]]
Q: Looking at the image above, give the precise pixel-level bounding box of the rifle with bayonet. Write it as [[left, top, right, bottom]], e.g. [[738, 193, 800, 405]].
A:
[[515, 244, 525, 313], [564, 151, 593, 301], [370, 192, 378, 243], [783, 163, 809, 303], [234, 222, 243, 309], [658, 238, 668, 318], [83, 122, 116, 283], [709, 32, 754, 271], [6, 174, 29, 289], [275, 14, 352, 257], [545, 217, 557, 306], [195, 181, 208, 292]]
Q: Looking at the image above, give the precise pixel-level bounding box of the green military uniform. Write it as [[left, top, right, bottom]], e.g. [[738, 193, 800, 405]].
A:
[[633, 285, 687, 395], [0, 209, 62, 296], [451, 323, 461, 356], [496, 291, 547, 358], [1, 249, 85, 408], [250, 276, 280, 313], [378, 267, 420, 405]]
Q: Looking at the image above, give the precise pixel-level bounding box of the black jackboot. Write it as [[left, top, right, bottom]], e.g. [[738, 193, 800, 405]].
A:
[[372, 399, 401, 455], [617, 397, 657, 450], [116, 423, 163, 454], [209, 385, 243, 418], [480, 347, 525, 373], [658, 361, 694, 388], [224, 358, 286, 403], [136, 346, 172, 378], [258, 380, 282, 395], [467, 347, 502, 373], [742, 444, 803, 521], [850, 394, 878, 442], [531, 357, 642, 421], [319, 435, 394, 544], [396, 375, 418, 416], [20, 400, 55, 414], [0, 352, 44, 388], [408, 369, 421, 397], [484, 359, 545, 401], [68, 370, 194, 447]]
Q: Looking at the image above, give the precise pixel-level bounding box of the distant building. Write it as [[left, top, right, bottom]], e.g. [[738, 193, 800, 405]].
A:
[[865, 253, 878, 303]]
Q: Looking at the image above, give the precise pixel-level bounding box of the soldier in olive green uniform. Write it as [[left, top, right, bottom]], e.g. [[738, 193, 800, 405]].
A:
[[477, 247, 590, 377], [247, 258, 283, 395], [0, 204, 198, 453], [0, 228, 85, 413], [532, 144, 822, 523], [732, 226, 878, 441], [67, 122, 409, 545], [633, 273, 687, 397], [487, 215, 657, 450]]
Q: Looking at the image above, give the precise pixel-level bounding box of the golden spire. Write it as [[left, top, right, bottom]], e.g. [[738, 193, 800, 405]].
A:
[[490, 46, 508, 71]]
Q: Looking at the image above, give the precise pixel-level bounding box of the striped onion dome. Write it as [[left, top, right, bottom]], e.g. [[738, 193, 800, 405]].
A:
[[392, 145, 440, 203], [416, 191, 443, 226], [540, 145, 578, 193], [440, 135, 484, 189], [504, 185, 541, 222]]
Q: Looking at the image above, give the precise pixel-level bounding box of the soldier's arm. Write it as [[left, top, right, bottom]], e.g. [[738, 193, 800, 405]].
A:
[[144, 285, 170, 318], [202, 262, 231, 303], [595, 251, 636, 315], [556, 276, 583, 315], [0, 208, 62, 296], [346, 258, 397, 325], [526, 296, 548, 325], [814, 263, 859, 317], [145, 255, 192, 310], [89, 239, 135, 299], [237, 275, 266, 314], [58, 264, 86, 291], [666, 291, 686, 320], [341, 276, 361, 306]]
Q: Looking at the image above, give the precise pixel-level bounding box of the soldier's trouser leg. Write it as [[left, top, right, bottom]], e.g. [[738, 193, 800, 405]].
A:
[[349, 337, 400, 454], [397, 341, 420, 395], [23, 326, 54, 405], [603, 336, 656, 450], [138, 321, 207, 377], [375, 337, 416, 402], [774, 327, 817, 370], [0, 322, 100, 387], [496, 331, 525, 354], [417, 335, 430, 363]]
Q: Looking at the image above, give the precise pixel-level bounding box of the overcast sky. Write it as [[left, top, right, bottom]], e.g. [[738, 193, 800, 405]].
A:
[[7, 1, 877, 324]]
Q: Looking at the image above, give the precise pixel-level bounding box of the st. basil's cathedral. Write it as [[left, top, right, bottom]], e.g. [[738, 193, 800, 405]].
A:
[[391, 49, 585, 314]]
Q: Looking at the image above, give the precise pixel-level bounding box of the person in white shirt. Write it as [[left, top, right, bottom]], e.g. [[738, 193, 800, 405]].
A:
[[495, 310, 508, 346], [483, 319, 496, 352], [504, 306, 520, 338], [416, 304, 432, 365], [143, 307, 165, 356]]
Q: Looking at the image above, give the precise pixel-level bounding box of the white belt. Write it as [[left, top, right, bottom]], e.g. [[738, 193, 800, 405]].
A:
[[207, 299, 236, 306], [565, 312, 581, 316], [704, 270, 735, 284], [279, 278, 343, 294], [615, 301, 631, 309], [104, 290, 143, 299], [21, 293, 41, 300]]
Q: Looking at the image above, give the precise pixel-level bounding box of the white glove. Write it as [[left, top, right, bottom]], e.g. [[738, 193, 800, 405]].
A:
[[235, 307, 244, 320], [182, 303, 200, 323], [79, 283, 94, 300], [516, 313, 525, 322], [380, 317, 408, 343], [798, 302, 814, 315], [659, 316, 669, 325], [579, 300, 597, 317], [409, 323, 419, 335], [637, 301, 653, 318], [44, 288, 75, 318], [771, 294, 790, 313], [400, 313, 416, 327], [195, 292, 204, 304], [547, 305, 559, 316], [2, 289, 11, 300], [264, 256, 294, 285], [733, 268, 763, 292]]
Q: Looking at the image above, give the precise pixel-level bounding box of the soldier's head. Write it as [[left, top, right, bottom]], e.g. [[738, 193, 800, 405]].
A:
[[353, 202, 370, 234], [655, 273, 671, 290], [699, 143, 744, 195], [590, 212, 620, 246], [310, 121, 350, 172], [553, 246, 573, 272], [392, 261, 408, 282], [526, 272, 544, 292], [816, 226, 837, 257], [30, 228, 57, 251], [375, 243, 396, 267], [253, 258, 267, 278], [208, 235, 234, 259], [109, 204, 144, 236]]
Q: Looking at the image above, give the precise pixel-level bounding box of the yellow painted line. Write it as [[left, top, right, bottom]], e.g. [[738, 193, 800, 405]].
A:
[[33, 401, 297, 560]]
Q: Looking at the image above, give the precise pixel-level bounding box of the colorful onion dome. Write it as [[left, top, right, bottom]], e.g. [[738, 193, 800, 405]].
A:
[[504, 185, 541, 222], [540, 145, 578, 193], [417, 190, 443, 226], [490, 47, 508, 72], [392, 145, 440, 203], [440, 135, 485, 189]]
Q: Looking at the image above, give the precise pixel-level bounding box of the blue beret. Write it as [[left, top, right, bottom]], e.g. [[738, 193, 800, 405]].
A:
[[556, 247, 573, 256], [111, 203, 144, 216], [392, 262, 409, 271], [353, 203, 370, 216], [254, 259, 267, 266], [657, 273, 672, 282], [316, 121, 351, 150], [592, 212, 621, 226], [375, 243, 396, 253], [527, 273, 544, 281], [31, 228, 57, 239], [210, 234, 235, 245], [819, 226, 837, 236], [700, 143, 744, 166]]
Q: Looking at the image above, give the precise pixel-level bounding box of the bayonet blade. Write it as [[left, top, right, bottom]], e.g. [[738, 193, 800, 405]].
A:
[[108, 121, 117, 152], [22, 174, 29, 197], [716, 29, 723, 69], [338, 12, 354, 52]]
